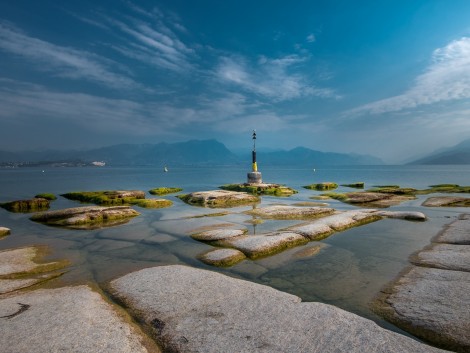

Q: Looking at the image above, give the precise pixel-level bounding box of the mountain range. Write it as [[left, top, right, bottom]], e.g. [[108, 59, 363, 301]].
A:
[[0, 139, 383, 166], [408, 138, 470, 165]]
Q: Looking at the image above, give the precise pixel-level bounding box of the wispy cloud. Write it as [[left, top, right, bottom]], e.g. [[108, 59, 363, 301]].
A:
[[216, 54, 337, 101], [306, 34, 316, 43], [347, 37, 470, 116], [0, 22, 139, 90], [81, 2, 195, 73]]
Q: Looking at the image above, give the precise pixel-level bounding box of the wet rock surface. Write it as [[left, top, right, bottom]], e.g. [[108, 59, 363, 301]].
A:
[[374, 214, 470, 352], [177, 190, 259, 208], [0, 198, 50, 213], [0, 227, 10, 238], [110, 265, 447, 353], [198, 248, 246, 267], [30, 205, 140, 229], [422, 196, 470, 207], [244, 205, 335, 219]]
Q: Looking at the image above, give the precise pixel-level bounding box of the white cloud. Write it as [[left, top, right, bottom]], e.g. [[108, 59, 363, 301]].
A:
[[348, 37, 470, 116], [216, 55, 337, 101], [0, 22, 139, 90], [306, 34, 316, 43]]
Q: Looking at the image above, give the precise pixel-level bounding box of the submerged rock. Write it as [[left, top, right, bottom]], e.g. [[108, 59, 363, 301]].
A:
[[110, 265, 446, 353], [0, 227, 10, 239], [0, 198, 50, 213], [411, 243, 470, 272], [0, 246, 68, 294], [422, 196, 470, 207], [30, 206, 140, 229], [244, 205, 335, 220], [177, 190, 259, 208], [303, 182, 338, 190]]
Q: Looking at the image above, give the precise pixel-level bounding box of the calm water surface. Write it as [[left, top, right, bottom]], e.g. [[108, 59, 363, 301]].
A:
[[1, 165, 469, 334]]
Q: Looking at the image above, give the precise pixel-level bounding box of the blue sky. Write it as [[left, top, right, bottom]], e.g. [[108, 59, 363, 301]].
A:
[[1, 0, 470, 162]]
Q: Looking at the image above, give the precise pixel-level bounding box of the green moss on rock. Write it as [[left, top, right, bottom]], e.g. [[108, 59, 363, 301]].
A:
[[341, 182, 364, 189], [149, 187, 183, 195], [134, 199, 173, 208], [1, 198, 50, 213], [303, 182, 338, 191], [61, 190, 146, 206], [35, 193, 57, 200], [220, 183, 297, 196]]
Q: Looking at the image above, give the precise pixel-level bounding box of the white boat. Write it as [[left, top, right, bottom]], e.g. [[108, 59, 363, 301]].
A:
[[164, 166, 169, 172]]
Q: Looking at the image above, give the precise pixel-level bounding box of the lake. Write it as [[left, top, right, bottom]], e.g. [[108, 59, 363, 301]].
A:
[[1, 164, 469, 335]]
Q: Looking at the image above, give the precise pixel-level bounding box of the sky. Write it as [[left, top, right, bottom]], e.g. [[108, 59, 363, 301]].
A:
[[1, 0, 470, 163]]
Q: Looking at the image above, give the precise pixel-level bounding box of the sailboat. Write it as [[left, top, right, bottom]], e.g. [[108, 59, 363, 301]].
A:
[[164, 166, 169, 172]]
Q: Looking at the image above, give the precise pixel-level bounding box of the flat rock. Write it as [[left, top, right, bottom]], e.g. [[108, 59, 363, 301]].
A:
[[0, 227, 10, 238], [191, 228, 247, 241], [422, 196, 470, 207], [30, 205, 140, 229], [244, 205, 335, 219], [374, 211, 427, 221], [198, 248, 246, 267], [0, 198, 50, 213], [0, 285, 153, 353], [288, 210, 380, 240], [435, 214, 470, 244], [374, 266, 470, 352], [220, 232, 309, 259], [411, 243, 470, 272], [335, 192, 414, 208], [111, 265, 446, 353], [178, 190, 259, 208]]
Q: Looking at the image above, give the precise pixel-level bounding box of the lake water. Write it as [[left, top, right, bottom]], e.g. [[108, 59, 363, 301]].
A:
[[1, 164, 469, 335]]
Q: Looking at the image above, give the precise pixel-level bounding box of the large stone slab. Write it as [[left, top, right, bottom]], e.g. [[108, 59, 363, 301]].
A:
[[434, 214, 470, 244], [411, 243, 470, 272], [177, 190, 259, 208], [422, 196, 470, 207], [30, 205, 140, 229], [0, 286, 153, 353], [374, 266, 470, 352], [110, 265, 447, 353], [0, 198, 50, 213], [325, 192, 415, 208], [220, 232, 309, 259], [244, 205, 335, 219]]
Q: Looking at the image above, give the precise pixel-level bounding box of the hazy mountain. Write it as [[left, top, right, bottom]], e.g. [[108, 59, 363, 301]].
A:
[[0, 139, 383, 166], [408, 138, 470, 165]]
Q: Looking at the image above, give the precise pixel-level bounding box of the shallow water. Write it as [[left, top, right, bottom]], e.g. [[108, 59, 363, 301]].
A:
[[0, 164, 468, 335]]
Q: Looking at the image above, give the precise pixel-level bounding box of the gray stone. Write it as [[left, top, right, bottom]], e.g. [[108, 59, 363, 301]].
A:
[[111, 265, 446, 353], [191, 228, 247, 241], [198, 248, 246, 267], [220, 232, 309, 259], [0, 285, 153, 353], [245, 205, 334, 219], [374, 211, 427, 221], [178, 190, 259, 208], [422, 196, 470, 207], [247, 171, 262, 184], [334, 192, 415, 207], [411, 243, 470, 272], [374, 266, 470, 352], [30, 205, 140, 229], [435, 215, 470, 244]]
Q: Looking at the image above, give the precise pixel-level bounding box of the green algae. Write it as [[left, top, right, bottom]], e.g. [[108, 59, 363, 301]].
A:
[[149, 187, 183, 195], [134, 199, 173, 208], [61, 191, 144, 206], [34, 193, 57, 200], [341, 182, 365, 189], [0, 198, 50, 213], [220, 184, 297, 196], [303, 182, 338, 191]]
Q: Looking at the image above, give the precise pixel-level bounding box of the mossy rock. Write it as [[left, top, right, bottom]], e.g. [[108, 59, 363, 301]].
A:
[[341, 182, 364, 189], [149, 187, 183, 195], [198, 249, 246, 267], [0, 227, 11, 239], [34, 193, 57, 200], [134, 199, 173, 208], [1, 198, 50, 213], [220, 183, 297, 196], [177, 190, 259, 208], [323, 191, 414, 208], [61, 190, 145, 206], [303, 182, 338, 191], [419, 184, 470, 194], [367, 186, 418, 195]]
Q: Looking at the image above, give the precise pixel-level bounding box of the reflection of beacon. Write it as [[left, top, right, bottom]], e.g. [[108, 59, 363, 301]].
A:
[[247, 130, 263, 184]]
